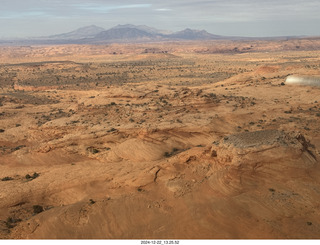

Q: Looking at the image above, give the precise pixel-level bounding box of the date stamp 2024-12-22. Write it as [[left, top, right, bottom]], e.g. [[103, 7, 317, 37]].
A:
[[141, 240, 180, 245]]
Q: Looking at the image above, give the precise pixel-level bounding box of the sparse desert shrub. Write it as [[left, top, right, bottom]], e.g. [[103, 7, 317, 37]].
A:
[[208, 93, 217, 98], [0, 129, 4, 133], [107, 128, 117, 133], [1, 176, 13, 181], [12, 145, 26, 152], [5, 217, 22, 229], [164, 152, 171, 158], [164, 148, 180, 158], [87, 147, 99, 154], [25, 172, 40, 181], [172, 148, 179, 153], [33, 205, 44, 214]]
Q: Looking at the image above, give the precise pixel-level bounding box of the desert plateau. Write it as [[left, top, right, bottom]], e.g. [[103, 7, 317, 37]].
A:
[[0, 39, 320, 239]]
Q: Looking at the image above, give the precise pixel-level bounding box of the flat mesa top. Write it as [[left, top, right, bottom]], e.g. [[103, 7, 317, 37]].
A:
[[223, 130, 285, 148]]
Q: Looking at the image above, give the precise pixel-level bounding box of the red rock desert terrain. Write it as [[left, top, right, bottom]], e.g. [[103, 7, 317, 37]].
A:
[[0, 40, 320, 239]]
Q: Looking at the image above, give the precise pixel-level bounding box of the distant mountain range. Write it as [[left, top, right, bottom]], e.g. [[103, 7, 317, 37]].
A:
[[0, 24, 308, 45], [39, 24, 226, 43], [45, 25, 106, 40]]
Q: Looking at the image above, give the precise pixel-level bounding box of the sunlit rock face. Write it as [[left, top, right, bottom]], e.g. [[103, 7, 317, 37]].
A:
[[285, 75, 320, 86]]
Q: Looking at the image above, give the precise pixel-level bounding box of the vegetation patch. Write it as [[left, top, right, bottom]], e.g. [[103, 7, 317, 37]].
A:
[[1, 176, 14, 181], [164, 147, 182, 158], [25, 172, 40, 181], [87, 147, 100, 154], [5, 217, 22, 229], [33, 205, 44, 214]]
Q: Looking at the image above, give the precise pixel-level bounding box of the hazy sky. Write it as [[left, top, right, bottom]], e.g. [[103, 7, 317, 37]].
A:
[[1, 0, 320, 38]]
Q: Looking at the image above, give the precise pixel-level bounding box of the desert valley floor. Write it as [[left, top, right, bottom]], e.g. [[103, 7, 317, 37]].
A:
[[0, 41, 320, 239]]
